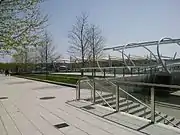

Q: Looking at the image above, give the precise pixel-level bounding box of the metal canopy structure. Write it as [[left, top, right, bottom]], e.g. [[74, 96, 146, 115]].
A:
[[101, 37, 180, 74], [104, 38, 180, 51]]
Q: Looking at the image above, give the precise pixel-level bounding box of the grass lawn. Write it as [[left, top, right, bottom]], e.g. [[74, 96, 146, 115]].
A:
[[13, 72, 108, 85], [18, 74, 79, 84]]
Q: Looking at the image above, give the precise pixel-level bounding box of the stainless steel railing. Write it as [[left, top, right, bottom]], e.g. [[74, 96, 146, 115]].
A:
[[115, 80, 180, 128], [76, 77, 115, 110], [103, 79, 179, 127], [76, 77, 180, 128]]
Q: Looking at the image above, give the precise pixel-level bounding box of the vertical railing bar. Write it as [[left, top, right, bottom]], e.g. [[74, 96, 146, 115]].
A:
[[116, 84, 119, 112], [114, 68, 116, 77], [92, 69, 93, 77], [81, 69, 84, 77], [103, 68, 106, 78], [77, 80, 80, 100], [151, 87, 155, 123], [93, 78, 96, 103]]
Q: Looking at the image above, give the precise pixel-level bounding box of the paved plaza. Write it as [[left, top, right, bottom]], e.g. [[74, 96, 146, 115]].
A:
[[0, 75, 180, 135]]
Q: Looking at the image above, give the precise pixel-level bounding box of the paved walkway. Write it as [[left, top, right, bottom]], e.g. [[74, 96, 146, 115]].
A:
[[0, 75, 144, 135], [0, 75, 180, 135], [51, 72, 141, 77]]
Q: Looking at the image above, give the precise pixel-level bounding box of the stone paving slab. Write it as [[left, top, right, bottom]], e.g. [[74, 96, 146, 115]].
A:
[[40, 101, 142, 135], [68, 99, 180, 135], [1, 74, 180, 135], [0, 74, 144, 135], [0, 102, 21, 135]]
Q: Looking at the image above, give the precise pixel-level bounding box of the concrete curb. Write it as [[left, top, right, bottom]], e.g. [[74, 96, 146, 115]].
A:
[[15, 75, 76, 88]]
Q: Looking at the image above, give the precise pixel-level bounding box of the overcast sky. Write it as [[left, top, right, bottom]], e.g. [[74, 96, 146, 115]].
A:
[[1, 0, 180, 62]]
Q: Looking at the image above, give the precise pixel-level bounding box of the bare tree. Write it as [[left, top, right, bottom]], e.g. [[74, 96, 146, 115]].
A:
[[36, 32, 61, 65], [87, 24, 105, 67], [68, 13, 105, 70], [68, 13, 90, 68]]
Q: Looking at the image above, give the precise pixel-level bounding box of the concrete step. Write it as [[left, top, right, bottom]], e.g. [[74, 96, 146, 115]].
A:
[[164, 116, 175, 125], [175, 120, 180, 127], [170, 119, 180, 127], [96, 93, 114, 100], [128, 105, 146, 115], [103, 97, 126, 106], [111, 100, 133, 109], [146, 112, 161, 120], [120, 102, 140, 112], [119, 100, 133, 108], [155, 114, 168, 123], [135, 109, 151, 118], [96, 96, 115, 104], [119, 97, 127, 103], [86, 93, 113, 101]]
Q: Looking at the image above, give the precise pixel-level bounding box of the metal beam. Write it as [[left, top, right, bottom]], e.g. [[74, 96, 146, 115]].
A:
[[104, 38, 180, 51]]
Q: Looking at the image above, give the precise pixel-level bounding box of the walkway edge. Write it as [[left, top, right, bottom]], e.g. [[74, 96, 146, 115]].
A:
[[14, 75, 76, 88]]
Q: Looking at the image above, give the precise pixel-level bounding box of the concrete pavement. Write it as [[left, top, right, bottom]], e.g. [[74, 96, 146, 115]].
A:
[[0, 74, 180, 135], [0, 75, 144, 135]]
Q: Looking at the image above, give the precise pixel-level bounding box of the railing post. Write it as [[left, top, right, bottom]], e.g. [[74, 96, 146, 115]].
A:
[[116, 85, 119, 111], [123, 68, 125, 77], [144, 68, 147, 74], [130, 68, 133, 76], [92, 79, 96, 103], [76, 80, 80, 100], [103, 68, 106, 78], [114, 68, 116, 77], [94, 69, 96, 77], [150, 67, 152, 75], [138, 67, 140, 75], [81, 69, 84, 77], [151, 87, 155, 123]]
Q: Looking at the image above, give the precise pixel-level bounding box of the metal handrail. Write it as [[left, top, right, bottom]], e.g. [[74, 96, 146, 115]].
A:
[[87, 81, 114, 110], [77, 62, 180, 127], [81, 65, 179, 78], [94, 78, 179, 128], [115, 80, 180, 89], [96, 78, 150, 108], [94, 80, 116, 95], [80, 77, 115, 110], [81, 63, 180, 70], [96, 55, 154, 109], [91, 38, 180, 127], [88, 82, 114, 110]]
